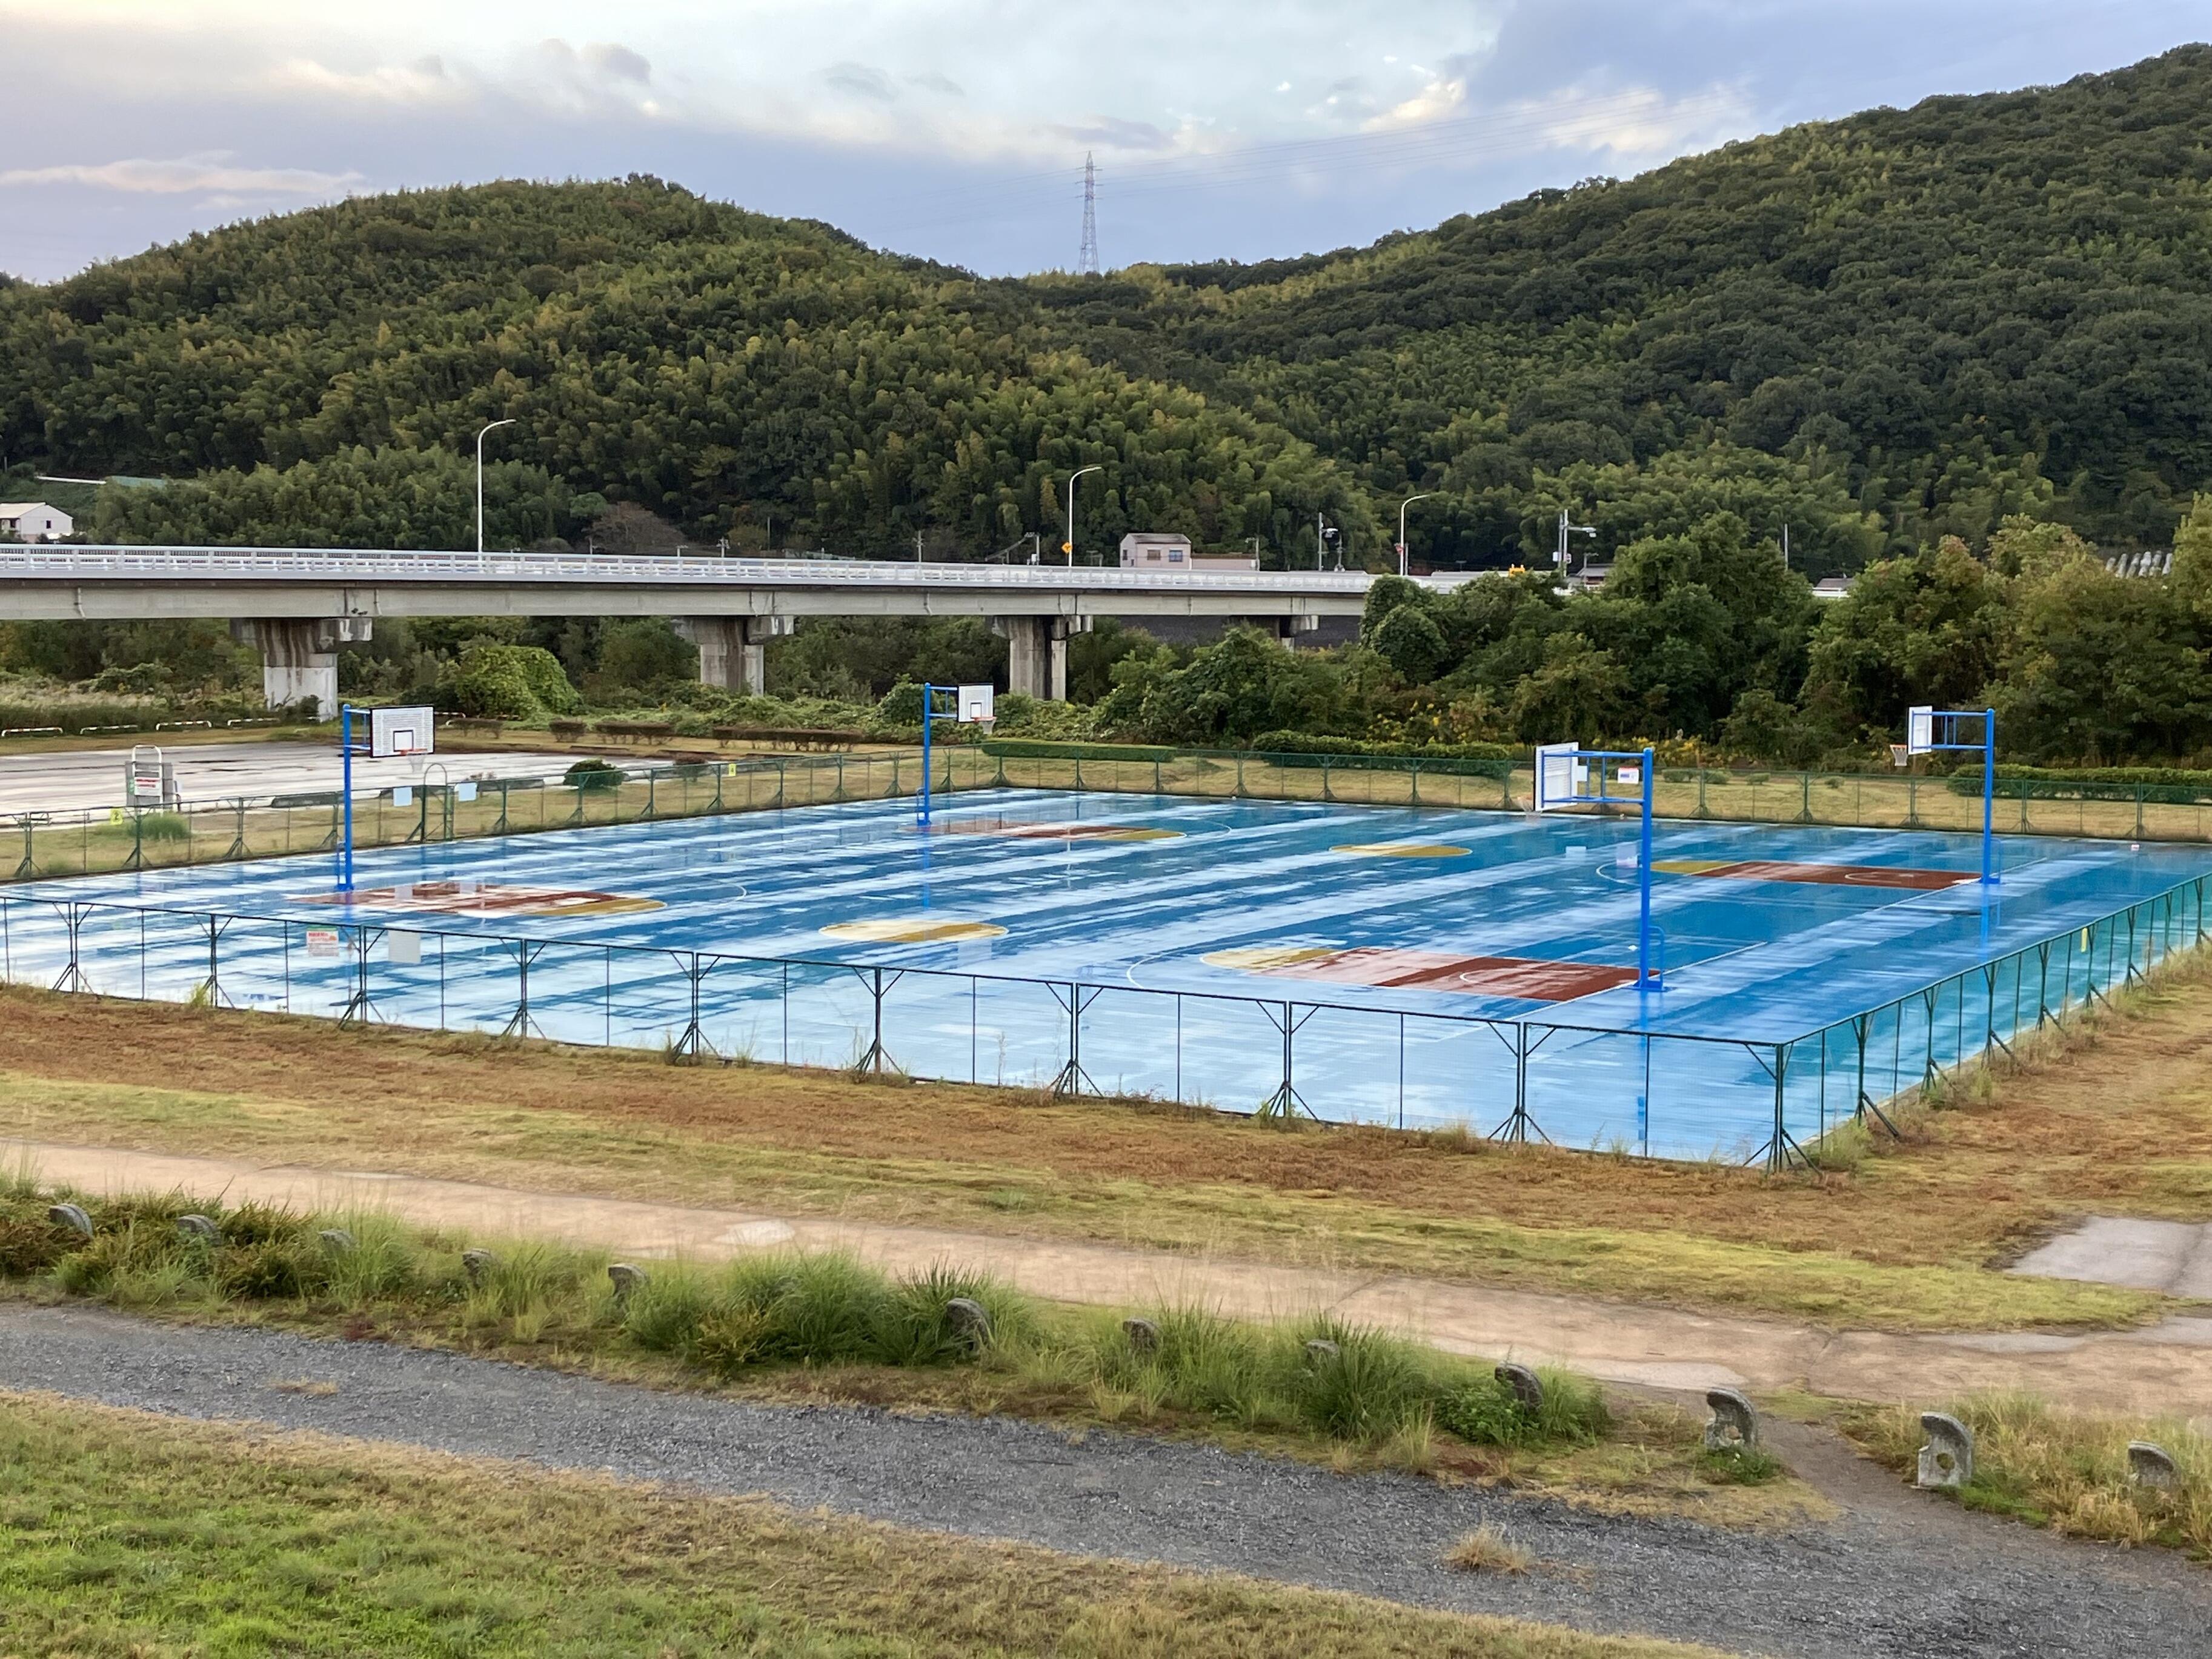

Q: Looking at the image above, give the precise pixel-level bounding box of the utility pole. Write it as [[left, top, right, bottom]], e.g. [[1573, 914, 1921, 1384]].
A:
[[1397, 493, 1435, 579], [916, 530, 924, 564], [474, 418, 516, 553], [1064, 465, 1102, 565], [1782, 524, 1790, 570], [1077, 153, 1100, 276]]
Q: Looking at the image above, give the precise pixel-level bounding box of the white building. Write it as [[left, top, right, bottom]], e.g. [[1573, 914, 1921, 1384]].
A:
[[1119, 531, 1193, 568], [0, 502, 73, 542], [1117, 531, 1259, 571]]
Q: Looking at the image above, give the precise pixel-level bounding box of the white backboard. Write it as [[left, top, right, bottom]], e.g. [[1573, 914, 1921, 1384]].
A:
[[1534, 742, 1584, 813], [371, 705, 435, 758], [1905, 705, 1935, 756], [957, 683, 995, 723]]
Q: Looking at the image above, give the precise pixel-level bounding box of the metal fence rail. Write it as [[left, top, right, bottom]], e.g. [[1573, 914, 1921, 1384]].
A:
[[5, 869, 2205, 1167], [20, 744, 2212, 889], [13, 747, 2212, 889]]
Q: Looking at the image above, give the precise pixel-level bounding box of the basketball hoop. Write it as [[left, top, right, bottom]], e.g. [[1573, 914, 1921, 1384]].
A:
[[1889, 744, 1910, 770]]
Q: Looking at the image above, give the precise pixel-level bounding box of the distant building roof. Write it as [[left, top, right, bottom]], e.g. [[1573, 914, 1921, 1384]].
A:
[[2105, 550, 2172, 578]]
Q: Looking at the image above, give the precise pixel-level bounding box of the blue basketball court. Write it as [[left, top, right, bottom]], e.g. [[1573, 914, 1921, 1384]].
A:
[[6, 788, 2208, 1161]]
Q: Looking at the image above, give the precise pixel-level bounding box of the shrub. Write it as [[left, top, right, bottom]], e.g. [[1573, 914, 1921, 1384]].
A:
[[442, 644, 579, 720], [564, 759, 623, 791]]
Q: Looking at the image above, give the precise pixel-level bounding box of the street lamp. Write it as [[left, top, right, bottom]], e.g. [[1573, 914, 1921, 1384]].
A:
[[475, 419, 516, 554], [1555, 509, 1596, 575], [1397, 493, 1435, 578], [1063, 465, 1103, 566]]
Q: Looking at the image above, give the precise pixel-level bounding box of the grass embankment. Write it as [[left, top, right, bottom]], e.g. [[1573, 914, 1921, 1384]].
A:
[[4, 971, 2208, 1334], [0, 1182, 1798, 1522], [1837, 1393, 2212, 1559], [0, 1395, 1730, 1659]]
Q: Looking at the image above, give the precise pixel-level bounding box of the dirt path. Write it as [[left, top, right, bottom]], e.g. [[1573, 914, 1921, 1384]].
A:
[[6, 1303, 2208, 1659], [17, 1137, 2212, 1420]]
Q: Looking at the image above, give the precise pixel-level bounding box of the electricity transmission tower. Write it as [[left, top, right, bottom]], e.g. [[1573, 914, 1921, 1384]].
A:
[[1077, 153, 1100, 276]]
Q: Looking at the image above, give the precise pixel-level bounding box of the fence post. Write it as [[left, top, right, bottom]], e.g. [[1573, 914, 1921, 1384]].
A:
[[1765, 1045, 1793, 1173], [1797, 773, 1812, 823]]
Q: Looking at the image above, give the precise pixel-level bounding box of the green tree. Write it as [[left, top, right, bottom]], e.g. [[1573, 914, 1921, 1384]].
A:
[[1802, 540, 2012, 737]]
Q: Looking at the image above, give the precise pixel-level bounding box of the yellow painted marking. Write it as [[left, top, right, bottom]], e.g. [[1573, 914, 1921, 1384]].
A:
[[1652, 859, 1736, 876], [1332, 843, 1472, 859], [820, 918, 1008, 945], [1201, 945, 1338, 971]]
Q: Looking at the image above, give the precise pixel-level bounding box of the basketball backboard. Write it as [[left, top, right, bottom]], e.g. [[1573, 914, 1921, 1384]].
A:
[[1533, 742, 1587, 812], [371, 706, 435, 758], [957, 683, 995, 723], [1905, 705, 1935, 756]]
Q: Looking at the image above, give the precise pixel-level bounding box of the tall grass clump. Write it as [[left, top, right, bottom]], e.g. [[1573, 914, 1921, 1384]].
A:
[[1854, 1391, 2212, 1555], [0, 1183, 1624, 1468], [622, 1252, 1030, 1375]]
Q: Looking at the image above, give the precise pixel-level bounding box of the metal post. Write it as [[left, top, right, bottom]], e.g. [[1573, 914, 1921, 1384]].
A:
[[340, 703, 355, 891], [918, 685, 934, 830], [1638, 746, 1656, 988], [1981, 708, 1996, 885]]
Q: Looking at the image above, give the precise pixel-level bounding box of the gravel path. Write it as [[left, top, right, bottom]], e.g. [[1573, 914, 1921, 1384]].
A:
[[4, 1306, 2207, 1658]]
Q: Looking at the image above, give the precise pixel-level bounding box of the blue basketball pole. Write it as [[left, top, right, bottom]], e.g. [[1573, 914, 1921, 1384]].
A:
[[1916, 706, 1998, 886], [1981, 706, 1995, 887], [916, 683, 955, 830], [339, 702, 356, 893], [1638, 745, 1655, 988]]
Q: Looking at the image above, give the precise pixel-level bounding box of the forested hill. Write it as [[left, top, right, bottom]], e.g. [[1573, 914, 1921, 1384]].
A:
[[2, 45, 2210, 571]]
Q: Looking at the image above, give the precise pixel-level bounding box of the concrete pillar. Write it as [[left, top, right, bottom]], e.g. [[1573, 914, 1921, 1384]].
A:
[[1270, 614, 1322, 649], [992, 616, 1088, 701], [230, 618, 370, 717], [679, 616, 788, 696]]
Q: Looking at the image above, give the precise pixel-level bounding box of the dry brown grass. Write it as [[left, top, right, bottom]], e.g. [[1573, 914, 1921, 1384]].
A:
[[2, 948, 2209, 1329], [1444, 1524, 1537, 1575]]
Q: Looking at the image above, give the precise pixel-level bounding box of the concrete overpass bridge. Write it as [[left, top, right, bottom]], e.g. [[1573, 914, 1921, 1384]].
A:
[[0, 545, 1446, 711]]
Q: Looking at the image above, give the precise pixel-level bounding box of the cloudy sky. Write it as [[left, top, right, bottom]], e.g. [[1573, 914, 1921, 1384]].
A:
[[2, 1, 2205, 283]]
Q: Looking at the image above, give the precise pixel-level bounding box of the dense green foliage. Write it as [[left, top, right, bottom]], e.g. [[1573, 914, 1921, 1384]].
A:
[[5, 48, 2211, 571], [8, 51, 2212, 763]]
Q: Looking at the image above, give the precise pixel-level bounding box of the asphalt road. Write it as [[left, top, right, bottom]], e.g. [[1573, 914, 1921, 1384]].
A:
[[4, 1303, 2207, 1659], [0, 740, 593, 814]]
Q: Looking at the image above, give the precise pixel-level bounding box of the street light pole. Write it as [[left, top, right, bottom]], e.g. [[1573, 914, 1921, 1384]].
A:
[[1397, 493, 1435, 578], [1064, 465, 1103, 566], [1555, 509, 1596, 576], [475, 419, 516, 554]]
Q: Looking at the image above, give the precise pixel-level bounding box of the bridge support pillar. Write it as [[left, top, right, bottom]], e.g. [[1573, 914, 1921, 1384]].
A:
[[679, 616, 789, 696], [994, 616, 1088, 701], [1270, 614, 1321, 648], [230, 618, 370, 717]]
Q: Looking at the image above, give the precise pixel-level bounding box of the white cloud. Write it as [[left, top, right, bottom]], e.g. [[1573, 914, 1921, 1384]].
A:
[[270, 55, 459, 105], [0, 156, 367, 198]]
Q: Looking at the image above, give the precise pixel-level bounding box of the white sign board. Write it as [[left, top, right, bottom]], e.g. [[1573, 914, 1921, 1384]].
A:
[[1905, 705, 1935, 756], [957, 683, 995, 723], [371, 705, 435, 759]]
